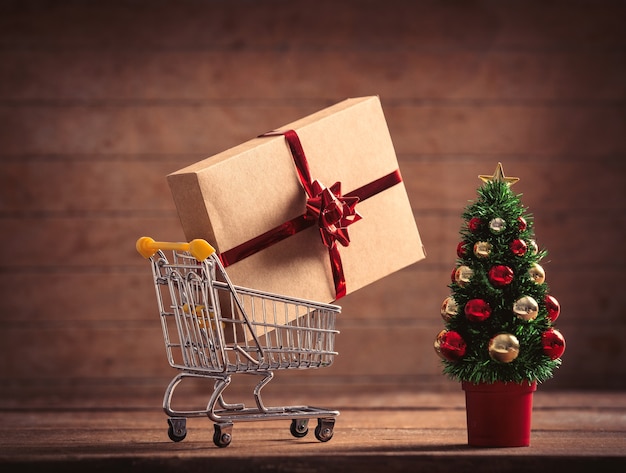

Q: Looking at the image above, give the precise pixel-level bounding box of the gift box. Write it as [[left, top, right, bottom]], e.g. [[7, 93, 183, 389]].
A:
[[168, 96, 425, 313]]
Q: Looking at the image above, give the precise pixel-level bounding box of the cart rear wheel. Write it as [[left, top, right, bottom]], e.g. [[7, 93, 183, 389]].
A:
[[167, 417, 187, 442], [290, 419, 309, 438], [314, 418, 335, 442], [213, 422, 233, 448]]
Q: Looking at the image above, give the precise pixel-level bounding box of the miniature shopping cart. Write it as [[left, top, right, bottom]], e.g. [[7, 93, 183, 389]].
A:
[[136, 237, 341, 447]]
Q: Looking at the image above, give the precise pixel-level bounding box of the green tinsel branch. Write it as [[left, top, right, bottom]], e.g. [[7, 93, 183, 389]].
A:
[[440, 179, 563, 384]]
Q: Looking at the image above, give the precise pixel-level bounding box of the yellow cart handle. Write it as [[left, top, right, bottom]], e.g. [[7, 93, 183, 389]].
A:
[[136, 236, 215, 261]]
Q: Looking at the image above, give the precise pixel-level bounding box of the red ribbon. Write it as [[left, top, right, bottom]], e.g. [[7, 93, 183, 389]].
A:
[[219, 129, 403, 300]]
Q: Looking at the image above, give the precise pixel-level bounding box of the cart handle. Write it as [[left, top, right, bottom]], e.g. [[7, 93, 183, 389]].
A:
[[136, 237, 215, 262]]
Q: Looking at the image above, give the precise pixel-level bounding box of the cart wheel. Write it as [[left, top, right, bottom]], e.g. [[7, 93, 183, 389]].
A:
[[314, 418, 335, 442], [213, 422, 233, 448], [290, 419, 309, 438], [167, 417, 187, 442]]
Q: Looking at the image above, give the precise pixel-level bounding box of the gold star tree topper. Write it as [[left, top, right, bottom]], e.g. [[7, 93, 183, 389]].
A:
[[478, 162, 519, 186]]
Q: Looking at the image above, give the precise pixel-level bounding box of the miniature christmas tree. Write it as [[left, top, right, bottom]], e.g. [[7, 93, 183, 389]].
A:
[[435, 163, 566, 385]]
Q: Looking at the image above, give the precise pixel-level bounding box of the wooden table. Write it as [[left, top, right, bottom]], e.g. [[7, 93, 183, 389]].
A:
[[1, 382, 624, 472]]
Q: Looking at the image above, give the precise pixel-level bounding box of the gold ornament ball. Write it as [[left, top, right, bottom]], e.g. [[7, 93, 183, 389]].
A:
[[440, 296, 459, 322], [488, 333, 520, 363], [489, 217, 506, 234], [455, 265, 474, 286], [434, 330, 447, 360], [528, 239, 539, 255], [529, 263, 546, 284], [513, 296, 539, 321], [473, 241, 493, 259]]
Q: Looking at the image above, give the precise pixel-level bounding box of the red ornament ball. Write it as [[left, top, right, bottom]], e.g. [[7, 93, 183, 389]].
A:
[[464, 298, 492, 322], [488, 265, 514, 287], [542, 328, 566, 360], [468, 217, 482, 233], [510, 239, 528, 256], [544, 295, 561, 322], [517, 216, 527, 232], [457, 241, 468, 258], [434, 329, 467, 361]]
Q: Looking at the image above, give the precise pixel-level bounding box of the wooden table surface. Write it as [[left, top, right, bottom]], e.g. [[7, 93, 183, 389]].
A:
[[1, 382, 624, 472]]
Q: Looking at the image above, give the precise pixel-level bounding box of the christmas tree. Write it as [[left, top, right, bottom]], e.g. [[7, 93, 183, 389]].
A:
[[435, 163, 565, 385]]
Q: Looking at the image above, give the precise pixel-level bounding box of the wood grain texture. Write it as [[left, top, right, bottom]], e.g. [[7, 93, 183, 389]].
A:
[[2, 104, 624, 155], [0, 390, 625, 472], [0, 0, 624, 393], [2, 50, 624, 102]]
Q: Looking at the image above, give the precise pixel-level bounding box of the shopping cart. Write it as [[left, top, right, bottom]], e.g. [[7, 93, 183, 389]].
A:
[[136, 237, 341, 447]]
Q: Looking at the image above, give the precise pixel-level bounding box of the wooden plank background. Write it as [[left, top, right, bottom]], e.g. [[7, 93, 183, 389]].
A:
[[0, 0, 624, 397]]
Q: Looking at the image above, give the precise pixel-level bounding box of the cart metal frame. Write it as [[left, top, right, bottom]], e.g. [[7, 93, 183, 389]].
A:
[[137, 237, 341, 447]]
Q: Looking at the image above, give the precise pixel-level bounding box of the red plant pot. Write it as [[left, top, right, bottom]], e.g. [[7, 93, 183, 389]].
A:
[[462, 380, 537, 447]]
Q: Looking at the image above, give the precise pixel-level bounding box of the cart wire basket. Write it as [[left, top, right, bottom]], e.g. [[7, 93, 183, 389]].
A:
[[137, 237, 341, 447]]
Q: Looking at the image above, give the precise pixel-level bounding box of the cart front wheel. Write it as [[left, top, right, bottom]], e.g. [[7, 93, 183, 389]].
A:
[[213, 422, 233, 448], [314, 418, 335, 442], [167, 417, 187, 442], [290, 419, 309, 438]]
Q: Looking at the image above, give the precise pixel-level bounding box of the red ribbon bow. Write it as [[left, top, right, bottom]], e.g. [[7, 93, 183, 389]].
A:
[[305, 180, 362, 249]]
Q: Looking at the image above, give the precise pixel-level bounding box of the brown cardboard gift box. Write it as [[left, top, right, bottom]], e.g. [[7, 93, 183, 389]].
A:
[[168, 96, 425, 319]]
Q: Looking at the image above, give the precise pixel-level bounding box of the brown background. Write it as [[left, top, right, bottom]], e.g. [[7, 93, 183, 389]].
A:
[[0, 0, 624, 403]]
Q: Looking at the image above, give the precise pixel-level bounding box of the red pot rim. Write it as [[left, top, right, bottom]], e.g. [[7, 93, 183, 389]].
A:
[[462, 380, 537, 394]]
